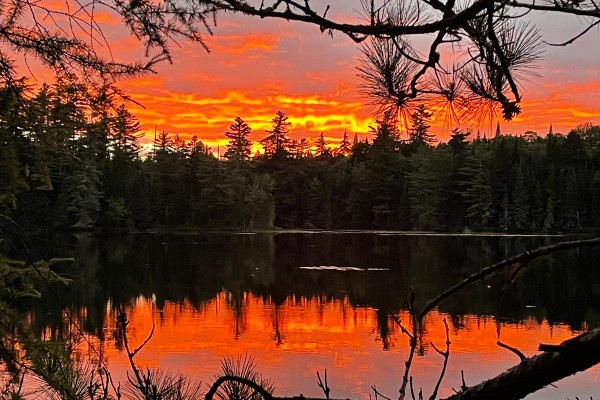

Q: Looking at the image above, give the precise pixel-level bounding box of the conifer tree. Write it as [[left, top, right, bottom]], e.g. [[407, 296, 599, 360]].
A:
[[338, 131, 352, 157], [187, 135, 210, 157], [297, 138, 310, 158], [153, 131, 173, 156], [86, 86, 114, 162], [511, 163, 530, 230], [111, 104, 143, 162], [224, 117, 252, 162], [314, 133, 329, 157], [408, 104, 437, 147], [260, 111, 291, 157]]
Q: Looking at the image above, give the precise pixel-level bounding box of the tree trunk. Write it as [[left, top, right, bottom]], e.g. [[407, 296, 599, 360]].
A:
[[442, 327, 600, 400]]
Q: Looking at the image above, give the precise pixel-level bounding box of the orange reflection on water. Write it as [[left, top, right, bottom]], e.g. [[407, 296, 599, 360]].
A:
[[97, 293, 599, 399]]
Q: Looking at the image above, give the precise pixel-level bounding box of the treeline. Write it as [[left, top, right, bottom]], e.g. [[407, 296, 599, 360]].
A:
[[2, 84, 600, 233]]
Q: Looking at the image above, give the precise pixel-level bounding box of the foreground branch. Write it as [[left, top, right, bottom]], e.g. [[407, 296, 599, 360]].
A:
[[419, 238, 600, 319], [442, 327, 600, 400], [205, 375, 349, 400]]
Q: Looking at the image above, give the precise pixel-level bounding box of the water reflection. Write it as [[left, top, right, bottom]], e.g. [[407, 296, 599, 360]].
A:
[[20, 232, 600, 398], [72, 293, 595, 400]]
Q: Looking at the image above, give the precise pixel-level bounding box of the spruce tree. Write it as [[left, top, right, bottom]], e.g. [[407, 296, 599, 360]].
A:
[[260, 111, 291, 157], [315, 132, 329, 157], [111, 104, 143, 162], [408, 104, 437, 147], [338, 131, 352, 156], [224, 117, 252, 163]]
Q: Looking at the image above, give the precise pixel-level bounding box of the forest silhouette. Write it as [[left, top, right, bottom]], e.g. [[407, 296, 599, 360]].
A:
[[2, 83, 600, 234]]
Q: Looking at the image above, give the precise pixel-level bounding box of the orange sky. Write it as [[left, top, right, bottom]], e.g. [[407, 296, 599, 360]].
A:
[[15, 2, 600, 151]]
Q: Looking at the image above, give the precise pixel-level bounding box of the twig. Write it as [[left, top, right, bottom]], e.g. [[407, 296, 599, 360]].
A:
[[117, 309, 149, 396], [317, 369, 331, 400], [497, 341, 527, 362], [428, 319, 450, 400], [372, 385, 392, 400], [398, 289, 417, 400], [544, 19, 600, 46], [131, 323, 155, 358], [409, 377, 416, 400]]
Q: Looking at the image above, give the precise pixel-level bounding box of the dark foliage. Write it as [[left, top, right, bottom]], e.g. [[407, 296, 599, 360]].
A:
[[2, 84, 600, 233]]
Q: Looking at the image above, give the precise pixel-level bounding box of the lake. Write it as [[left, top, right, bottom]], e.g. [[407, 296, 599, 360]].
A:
[[20, 231, 600, 399]]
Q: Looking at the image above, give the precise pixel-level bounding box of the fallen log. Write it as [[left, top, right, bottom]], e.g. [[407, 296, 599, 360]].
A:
[[442, 327, 600, 400]]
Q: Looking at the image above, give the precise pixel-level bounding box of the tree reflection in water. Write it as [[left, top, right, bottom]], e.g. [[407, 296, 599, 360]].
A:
[[20, 232, 600, 398]]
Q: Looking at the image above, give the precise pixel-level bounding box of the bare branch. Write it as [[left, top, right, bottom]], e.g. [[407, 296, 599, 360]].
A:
[[497, 341, 527, 362], [420, 238, 600, 319], [398, 289, 418, 400], [317, 369, 331, 400], [545, 19, 600, 46], [428, 319, 451, 400]]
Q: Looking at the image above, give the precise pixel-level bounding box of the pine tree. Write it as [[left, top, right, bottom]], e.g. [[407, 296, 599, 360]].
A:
[[111, 104, 143, 162], [86, 86, 114, 162], [371, 111, 400, 154], [260, 111, 291, 157], [408, 148, 452, 230], [338, 131, 352, 157], [315, 132, 329, 157], [153, 131, 173, 156], [408, 104, 437, 147], [187, 135, 210, 157], [173, 134, 187, 158], [448, 128, 471, 154], [244, 173, 275, 228], [224, 117, 252, 163], [511, 163, 530, 230], [305, 177, 326, 228], [460, 148, 493, 227]]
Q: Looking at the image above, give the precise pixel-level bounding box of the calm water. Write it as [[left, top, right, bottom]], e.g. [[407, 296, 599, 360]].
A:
[[19, 232, 600, 398]]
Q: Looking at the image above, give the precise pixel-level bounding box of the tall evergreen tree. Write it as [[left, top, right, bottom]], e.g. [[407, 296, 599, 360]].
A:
[[153, 130, 173, 156], [260, 111, 291, 157], [511, 163, 530, 230], [315, 132, 329, 157], [338, 131, 352, 156], [408, 104, 437, 147], [224, 117, 252, 162], [111, 104, 143, 161], [460, 148, 493, 227], [86, 86, 114, 162]]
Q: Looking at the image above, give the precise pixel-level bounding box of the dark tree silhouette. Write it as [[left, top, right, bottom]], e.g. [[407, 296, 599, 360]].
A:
[[111, 104, 143, 161], [338, 131, 352, 157], [260, 111, 292, 157], [409, 104, 437, 147], [314, 133, 330, 157], [224, 117, 253, 163]]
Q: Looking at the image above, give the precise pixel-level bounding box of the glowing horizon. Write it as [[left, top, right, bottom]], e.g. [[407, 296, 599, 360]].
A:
[[9, 3, 600, 152], [114, 11, 599, 151]]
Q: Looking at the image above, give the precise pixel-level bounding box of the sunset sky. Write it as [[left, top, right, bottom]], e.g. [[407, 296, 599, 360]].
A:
[[24, 2, 600, 150]]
